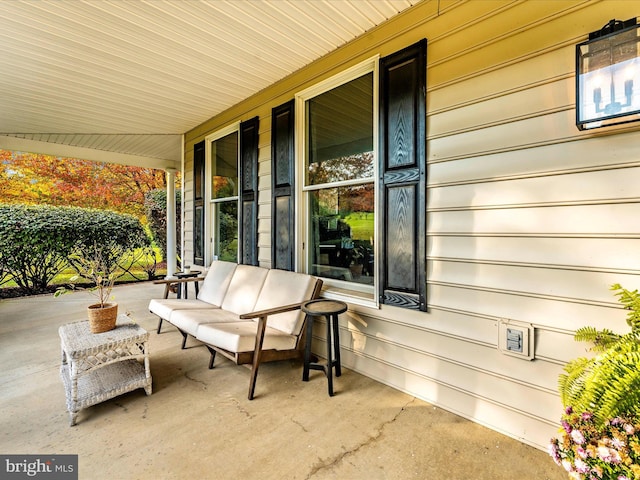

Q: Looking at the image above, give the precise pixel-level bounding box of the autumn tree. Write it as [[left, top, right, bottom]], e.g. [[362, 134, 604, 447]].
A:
[[0, 150, 37, 202], [0, 150, 171, 219]]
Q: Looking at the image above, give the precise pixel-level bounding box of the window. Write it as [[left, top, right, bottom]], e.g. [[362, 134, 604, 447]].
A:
[[298, 61, 377, 296], [296, 41, 426, 310], [208, 128, 239, 262], [200, 118, 259, 267]]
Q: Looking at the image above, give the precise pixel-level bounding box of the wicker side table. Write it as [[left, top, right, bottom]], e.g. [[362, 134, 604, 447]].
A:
[[59, 315, 152, 426]]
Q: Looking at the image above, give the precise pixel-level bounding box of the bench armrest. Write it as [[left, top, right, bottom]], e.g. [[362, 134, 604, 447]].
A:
[[153, 276, 205, 299], [153, 276, 205, 285], [239, 302, 303, 320]]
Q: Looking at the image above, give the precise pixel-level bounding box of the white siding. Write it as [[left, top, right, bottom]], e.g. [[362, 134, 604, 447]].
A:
[[257, 126, 274, 267], [185, 0, 640, 449], [182, 151, 195, 266]]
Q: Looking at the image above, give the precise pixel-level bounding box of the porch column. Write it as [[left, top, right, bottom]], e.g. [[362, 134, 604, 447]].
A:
[[165, 168, 177, 278]]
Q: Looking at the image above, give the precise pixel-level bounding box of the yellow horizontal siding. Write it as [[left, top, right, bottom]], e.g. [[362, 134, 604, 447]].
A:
[[182, 0, 640, 450]]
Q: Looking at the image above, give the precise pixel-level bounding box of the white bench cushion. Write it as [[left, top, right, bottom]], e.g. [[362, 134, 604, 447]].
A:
[[196, 321, 297, 353], [170, 308, 241, 337], [253, 269, 319, 335], [220, 265, 268, 315], [149, 298, 218, 320], [197, 260, 237, 305]]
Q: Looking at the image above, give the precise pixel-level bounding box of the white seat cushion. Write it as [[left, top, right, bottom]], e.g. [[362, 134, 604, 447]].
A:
[[253, 269, 318, 335], [196, 322, 297, 354], [170, 308, 241, 337], [197, 260, 237, 305], [149, 298, 218, 320], [220, 265, 269, 315]]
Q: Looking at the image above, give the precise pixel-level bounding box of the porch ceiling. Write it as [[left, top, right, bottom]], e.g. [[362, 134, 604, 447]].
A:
[[0, 0, 419, 169]]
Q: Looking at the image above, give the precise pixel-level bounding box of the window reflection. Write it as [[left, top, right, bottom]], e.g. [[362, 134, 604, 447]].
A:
[[308, 152, 374, 185], [210, 130, 239, 262], [213, 200, 237, 262], [309, 184, 374, 285], [306, 72, 374, 185], [211, 132, 238, 200]]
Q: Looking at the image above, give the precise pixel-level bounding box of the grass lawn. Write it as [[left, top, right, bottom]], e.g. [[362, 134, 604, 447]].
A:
[[344, 212, 374, 241], [0, 247, 167, 292]]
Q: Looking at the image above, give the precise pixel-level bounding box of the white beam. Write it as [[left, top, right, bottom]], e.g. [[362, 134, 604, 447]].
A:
[[165, 168, 177, 278], [0, 136, 180, 170]]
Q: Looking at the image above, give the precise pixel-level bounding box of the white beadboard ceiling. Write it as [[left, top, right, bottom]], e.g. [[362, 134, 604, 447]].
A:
[[0, 0, 419, 168]]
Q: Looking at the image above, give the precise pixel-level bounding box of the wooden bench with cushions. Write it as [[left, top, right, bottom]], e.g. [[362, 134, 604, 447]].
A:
[[149, 261, 323, 399]]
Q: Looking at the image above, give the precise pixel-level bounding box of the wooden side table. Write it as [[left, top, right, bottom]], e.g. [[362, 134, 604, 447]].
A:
[[173, 270, 202, 299], [59, 315, 152, 426], [301, 299, 348, 396]]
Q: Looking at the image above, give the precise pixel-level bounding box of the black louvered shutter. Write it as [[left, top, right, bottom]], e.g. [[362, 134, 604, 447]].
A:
[[239, 116, 260, 265], [193, 140, 205, 267], [378, 39, 427, 311], [271, 100, 295, 271]]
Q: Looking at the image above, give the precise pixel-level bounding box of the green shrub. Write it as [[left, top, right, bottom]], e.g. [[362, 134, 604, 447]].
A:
[[0, 262, 11, 287], [0, 204, 78, 293], [0, 204, 149, 294], [66, 210, 150, 283]]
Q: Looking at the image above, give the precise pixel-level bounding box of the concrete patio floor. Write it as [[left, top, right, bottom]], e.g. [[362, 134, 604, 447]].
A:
[[0, 281, 566, 480]]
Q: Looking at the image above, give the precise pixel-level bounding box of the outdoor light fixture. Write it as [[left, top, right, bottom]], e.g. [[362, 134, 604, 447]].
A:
[[576, 17, 640, 130]]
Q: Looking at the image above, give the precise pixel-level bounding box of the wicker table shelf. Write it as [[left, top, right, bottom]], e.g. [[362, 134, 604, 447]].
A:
[[59, 315, 152, 426]]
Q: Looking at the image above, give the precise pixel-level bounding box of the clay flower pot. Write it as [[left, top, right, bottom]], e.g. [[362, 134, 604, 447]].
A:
[[87, 302, 118, 333]]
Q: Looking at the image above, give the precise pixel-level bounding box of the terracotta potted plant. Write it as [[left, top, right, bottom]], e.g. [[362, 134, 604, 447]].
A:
[[56, 243, 123, 333]]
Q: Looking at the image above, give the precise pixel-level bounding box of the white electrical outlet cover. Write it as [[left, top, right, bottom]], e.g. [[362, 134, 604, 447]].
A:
[[498, 319, 535, 360]]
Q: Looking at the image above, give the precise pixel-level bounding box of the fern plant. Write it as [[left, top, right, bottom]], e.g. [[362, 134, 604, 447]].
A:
[[558, 284, 640, 426]]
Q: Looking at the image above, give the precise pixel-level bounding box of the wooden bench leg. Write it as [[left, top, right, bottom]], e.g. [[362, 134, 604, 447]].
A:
[[155, 284, 172, 334], [206, 346, 217, 369], [248, 316, 267, 400], [178, 329, 189, 349]]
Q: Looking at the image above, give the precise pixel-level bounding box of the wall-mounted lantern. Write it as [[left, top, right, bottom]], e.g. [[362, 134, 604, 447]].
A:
[[576, 18, 640, 130]]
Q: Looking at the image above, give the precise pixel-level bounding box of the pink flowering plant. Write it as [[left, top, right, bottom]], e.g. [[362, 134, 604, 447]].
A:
[[549, 407, 640, 480], [550, 285, 640, 479]]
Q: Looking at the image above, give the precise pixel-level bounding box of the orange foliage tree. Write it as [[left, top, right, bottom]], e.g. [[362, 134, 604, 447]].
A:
[[0, 150, 170, 220]]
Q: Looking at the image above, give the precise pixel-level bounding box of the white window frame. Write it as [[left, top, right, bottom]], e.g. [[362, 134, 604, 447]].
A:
[[295, 57, 380, 308], [204, 122, 240, 266]]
